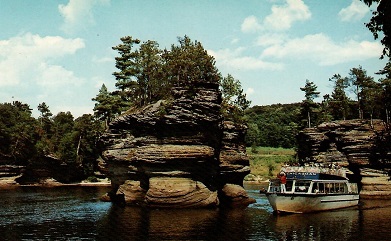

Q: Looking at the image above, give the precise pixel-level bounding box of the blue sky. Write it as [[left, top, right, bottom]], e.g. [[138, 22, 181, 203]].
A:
[[0, 0, 387, 117]]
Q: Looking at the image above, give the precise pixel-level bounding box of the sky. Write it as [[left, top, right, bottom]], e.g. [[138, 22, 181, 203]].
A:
[[0, 0, 387, 118]]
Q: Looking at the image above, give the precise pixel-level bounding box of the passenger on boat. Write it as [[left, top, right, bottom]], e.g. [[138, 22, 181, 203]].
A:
[[278, 172, 287, 193]]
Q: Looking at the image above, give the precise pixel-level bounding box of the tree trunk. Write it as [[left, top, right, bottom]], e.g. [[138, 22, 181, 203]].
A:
[[76, 135, 82, 156]]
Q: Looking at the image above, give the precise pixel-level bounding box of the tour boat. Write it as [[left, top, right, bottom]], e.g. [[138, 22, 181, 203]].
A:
[[266, 165, 359, 213]]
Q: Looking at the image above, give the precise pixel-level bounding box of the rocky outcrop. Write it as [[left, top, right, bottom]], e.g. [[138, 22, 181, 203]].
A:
[[100, 79, 254, 208], [297, 119, 391, 198]]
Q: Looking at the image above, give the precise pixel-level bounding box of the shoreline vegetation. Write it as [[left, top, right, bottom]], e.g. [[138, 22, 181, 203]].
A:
[[244, 146, 296, 183]]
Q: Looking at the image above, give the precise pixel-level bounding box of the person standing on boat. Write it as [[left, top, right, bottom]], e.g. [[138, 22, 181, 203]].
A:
[[278, 172, 287, 193]]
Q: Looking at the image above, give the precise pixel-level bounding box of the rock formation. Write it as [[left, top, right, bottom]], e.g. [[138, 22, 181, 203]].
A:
[[100, 78, 255, 208], [297, 119, 391, 198]]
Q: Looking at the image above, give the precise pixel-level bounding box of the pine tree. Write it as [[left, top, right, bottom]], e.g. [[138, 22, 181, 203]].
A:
[[92, 84, 122, 127], [300, 80, 320, 128], [329, 74, 350, 120]]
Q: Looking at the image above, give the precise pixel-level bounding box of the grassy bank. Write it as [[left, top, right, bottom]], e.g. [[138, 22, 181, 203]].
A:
[[245, 146, 296, 182]]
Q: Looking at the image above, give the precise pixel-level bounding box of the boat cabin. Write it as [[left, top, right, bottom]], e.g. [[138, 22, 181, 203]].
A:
[[267, 178, 358, 194]]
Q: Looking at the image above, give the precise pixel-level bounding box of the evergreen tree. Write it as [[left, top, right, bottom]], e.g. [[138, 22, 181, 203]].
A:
[[300, 80, 320, 128], [376, 62, 391, 123], [73, 114, 104, 176], [0, 102, 38, 164], [329, 74, 350, 120], [163, 35, 220, 86], [137, 40, 167, 106], [92, 84, 122, 127], [112, 36, 141, 107], [347, 66, 375, 119]]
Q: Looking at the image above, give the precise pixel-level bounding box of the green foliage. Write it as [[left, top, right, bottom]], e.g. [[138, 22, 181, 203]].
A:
[[245, 63, 391, 151], [0, 102, 38, 164], [0, 101, 105, 181], [361, 0, 391, 59], [109, 35, 222, 112], [347, 66, 376, 119], [96, 35, 250, 128], [165, 36, 220, 85], [220, 74, 251, 123], [245, 103, 300, 148], [328, 74, 350, 120], [247, 146, 296, 178], [86, 176, 99, 182], [92, 84, 123, 126], [300, 79, 320, 128]]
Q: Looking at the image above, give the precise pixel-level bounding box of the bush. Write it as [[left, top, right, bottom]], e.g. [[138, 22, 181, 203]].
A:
[[86, 176, 98, 182]]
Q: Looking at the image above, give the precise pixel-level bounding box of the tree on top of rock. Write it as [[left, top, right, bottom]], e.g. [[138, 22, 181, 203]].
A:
[[220, 74, 251, 123], [329, 74, 351, 120], [112, 36, 141, 108], [92, 84, 123, 127], [376, 62, 391, 123], [163, 35, 220, 86], [300, 80, 320, 128], [110, 35, 221, 110], [347, 66, 375, 119]]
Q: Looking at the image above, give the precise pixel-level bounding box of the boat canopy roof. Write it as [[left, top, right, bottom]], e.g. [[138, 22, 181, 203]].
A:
[[280, 165, 348, 180]]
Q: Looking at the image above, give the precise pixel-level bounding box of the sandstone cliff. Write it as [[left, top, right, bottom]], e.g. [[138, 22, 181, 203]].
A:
[[100, 79, 255, 208], [297, 119, 391, 198]]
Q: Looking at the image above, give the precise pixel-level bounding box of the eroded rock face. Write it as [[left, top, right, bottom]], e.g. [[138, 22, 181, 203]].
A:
[[297, 119, 391, 198], [100, 80, 254, 208]]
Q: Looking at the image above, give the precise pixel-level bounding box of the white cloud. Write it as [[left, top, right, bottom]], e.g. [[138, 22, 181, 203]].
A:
[[338, 0, 369, 22], [241, 16, 262, 33], [263, 0, 311, 31], [256, 33, 287, 47], [209, 47, 283, 71], [241, 0, 311, 33], [261, 33, 382, 65], [0, 33, 85, 87], [37, 63, 83, 87], [59, 0, 110, 34], [246, 88, 255, 96]]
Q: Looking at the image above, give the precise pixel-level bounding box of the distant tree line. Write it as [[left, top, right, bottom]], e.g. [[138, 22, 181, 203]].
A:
[[245, 63, 391, 149], [0, 101, 104, 182]]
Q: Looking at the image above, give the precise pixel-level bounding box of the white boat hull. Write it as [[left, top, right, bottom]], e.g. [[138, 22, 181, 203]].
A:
[[266, 193, 359, 213]]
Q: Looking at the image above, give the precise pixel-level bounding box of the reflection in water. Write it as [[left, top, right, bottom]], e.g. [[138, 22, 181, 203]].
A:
[[1, 185, 391, 240], [97, 206, 253, 240], [269, 209, 359, 241]]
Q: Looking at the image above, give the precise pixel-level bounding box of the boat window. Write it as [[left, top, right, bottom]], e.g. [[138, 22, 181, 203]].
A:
[[335, 183, 347, 193], [318, 183, 325, 193], [312, 182, 320, 193], [315, 182, 348, 194], [286, 180, 293, 192], [268, 179, 281, 192], [349, 183, 358, 194], [295, 180, 311, 193]]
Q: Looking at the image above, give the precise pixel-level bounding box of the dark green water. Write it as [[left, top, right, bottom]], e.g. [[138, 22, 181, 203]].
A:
[[0, 184, 390, 240]]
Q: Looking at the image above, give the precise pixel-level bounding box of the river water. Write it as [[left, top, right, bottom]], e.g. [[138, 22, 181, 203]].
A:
[[0, 183, 390, 241]]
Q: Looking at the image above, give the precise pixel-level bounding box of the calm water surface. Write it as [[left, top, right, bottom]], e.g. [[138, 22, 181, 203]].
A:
[[1, 184, 390, 240]]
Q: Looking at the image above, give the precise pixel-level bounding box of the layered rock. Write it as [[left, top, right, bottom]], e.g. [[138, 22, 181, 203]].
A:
[[100, 79, 254, 208], [297, 119, 391, 198]]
